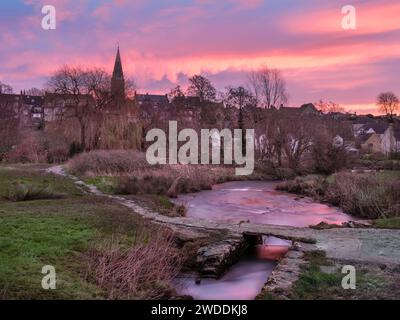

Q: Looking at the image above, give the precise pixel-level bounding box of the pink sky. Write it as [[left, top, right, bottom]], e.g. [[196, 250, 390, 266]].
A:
[[1, 0, 399, 114]]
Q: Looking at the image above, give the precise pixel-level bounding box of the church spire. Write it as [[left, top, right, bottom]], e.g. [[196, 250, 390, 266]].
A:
[[111, 45, 125, 99]]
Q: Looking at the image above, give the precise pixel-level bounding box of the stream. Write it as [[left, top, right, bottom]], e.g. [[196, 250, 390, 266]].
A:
[[173, 181, 353, 300]]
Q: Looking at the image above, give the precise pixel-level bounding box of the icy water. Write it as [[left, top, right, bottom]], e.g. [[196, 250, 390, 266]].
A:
[[174, 181, 352, 300], [175, 181, 353, 227], [175, 237, 290, 300]]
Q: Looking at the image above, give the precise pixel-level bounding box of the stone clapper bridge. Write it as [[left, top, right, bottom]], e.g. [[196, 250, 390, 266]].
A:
[[47, 166, 400, 296]]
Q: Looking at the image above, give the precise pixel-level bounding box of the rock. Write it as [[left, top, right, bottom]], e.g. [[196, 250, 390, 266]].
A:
[[291, 242, 301, 251], [258, 250, 304, 299], [197, 236, 248, 278], [353, 220, 373, 228], [311, 222, 340, 230], [195, 278, 201, 285]]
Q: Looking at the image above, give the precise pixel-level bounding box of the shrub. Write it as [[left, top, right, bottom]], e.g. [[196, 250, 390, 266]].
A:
[[275, 167, 296, 180], [276, 175, 327, 198], [115, 165, 235, 197], [325, 173, 400, 219], [6, 183, 64, 202], [86, 230, 182, 299], [5, 136, 47, 163], [312, 143, 349, 175], [68, 150, 154, 176]]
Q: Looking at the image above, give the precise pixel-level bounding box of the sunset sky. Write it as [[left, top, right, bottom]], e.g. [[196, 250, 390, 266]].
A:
[[1, 0, 399, 114]]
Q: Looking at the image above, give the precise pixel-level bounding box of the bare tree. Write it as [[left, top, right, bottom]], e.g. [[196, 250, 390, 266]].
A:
[[47, 66, 122, 150], [248, 67, 288, 109], [223, 86, 256, 110], [168, 85, 185, 103], [25, 88, 44, 96], [281, 113, 316, 169], [187, 75, 216, 102], [377, 92, 399, 119], [47, 66, 92, 150], [0, 97, 21, 158], [315, 100, 345, 113]]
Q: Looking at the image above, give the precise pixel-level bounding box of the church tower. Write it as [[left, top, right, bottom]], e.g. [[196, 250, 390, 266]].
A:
[[111, 46, 125, 99]]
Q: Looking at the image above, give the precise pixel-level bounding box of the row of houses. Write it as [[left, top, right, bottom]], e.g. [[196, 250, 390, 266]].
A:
[[354, 120, 400, 155]]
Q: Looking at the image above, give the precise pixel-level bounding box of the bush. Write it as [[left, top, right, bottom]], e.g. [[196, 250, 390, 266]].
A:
[[115, 165, 235, 197], [275, 167, 296, 180], [276, 175, 327, 198], [325, 172, 400, 219], [6, 183, 64, 202], [312, 145, 349, 175], [6, 136, 47, 163], [86, 230, 182, 299], [68, 150, 154, 176]]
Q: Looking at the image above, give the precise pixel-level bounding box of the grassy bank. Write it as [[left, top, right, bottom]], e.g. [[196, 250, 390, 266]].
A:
[[67, 150, 277, 207], [290, 251, 400, 300], [0, 165, 183, 299], [277, 171, 400, 221], [259, 250, 400, 300]]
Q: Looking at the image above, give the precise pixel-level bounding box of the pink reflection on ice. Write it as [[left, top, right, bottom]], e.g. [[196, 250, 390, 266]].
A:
[[176, 181, 352, 227]]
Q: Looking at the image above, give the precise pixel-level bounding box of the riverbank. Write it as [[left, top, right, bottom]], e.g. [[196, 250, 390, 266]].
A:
[[276, 171, 400, 227], [2, 163, 400, 300], [0, 164, 185, 299]]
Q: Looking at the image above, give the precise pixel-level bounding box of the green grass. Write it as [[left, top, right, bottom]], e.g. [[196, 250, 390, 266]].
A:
[[83, 176, 118, 194], [289, 250, 399, 300], [290, 251, 346, 300], [373, 217, 400, 229], [0, 165, 160, 299], [123, 194, 186, 217], [0, 165, 82, 199], [375, 170, 400, 181]]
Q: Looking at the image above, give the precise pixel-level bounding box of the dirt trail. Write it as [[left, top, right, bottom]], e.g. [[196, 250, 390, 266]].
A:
[[47, 165, 400, 267]]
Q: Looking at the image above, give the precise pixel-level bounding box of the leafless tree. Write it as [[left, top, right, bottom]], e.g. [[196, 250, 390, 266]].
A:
[[280, 113, 317, 169], [377, 92, 399, 119], [25, 88, 44, 96], [223, 86, 256, 110], [168, 85, 185, 104], [48, 66, 138, 150], [0, 98, 20, 158], [187, 75, 216, 102], [315, 99, 345, 113], [47, 66, 94, 150], [248, 67, 288, 109]]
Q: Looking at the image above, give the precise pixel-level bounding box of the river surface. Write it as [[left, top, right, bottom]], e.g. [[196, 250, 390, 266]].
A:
[[173, 181, 354, 300], [175, 181, 353, 228]]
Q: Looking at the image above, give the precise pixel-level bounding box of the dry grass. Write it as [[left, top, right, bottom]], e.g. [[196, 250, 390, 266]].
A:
[[116, 165, 237, 197], [67, 150, 155, 176], [277, 172, 400, 219], [5, 182, 64, 202], [326, 172, 400, 219], [68, 150, 274, 198], [85, 229, 183, 300]]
